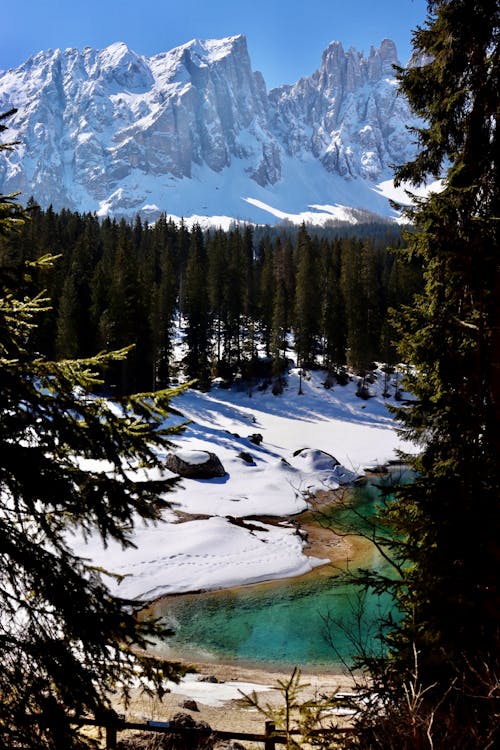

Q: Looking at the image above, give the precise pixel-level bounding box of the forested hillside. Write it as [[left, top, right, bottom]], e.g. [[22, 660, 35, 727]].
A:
[[7, 204, 421, 394]]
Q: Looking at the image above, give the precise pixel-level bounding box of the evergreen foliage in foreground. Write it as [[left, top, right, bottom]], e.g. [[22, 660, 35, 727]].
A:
[[0, 114, 188, 749], [344, 2, 500, 747]]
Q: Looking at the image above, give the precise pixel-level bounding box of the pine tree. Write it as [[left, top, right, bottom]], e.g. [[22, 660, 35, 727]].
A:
[[55, 273, 81, 358], [294, 225, 321, 368], [320, 238, 346, 372], [90, 218, 118, 365], [54, 219, 102, 360], [341, 239, 373, 373], [106, 223, 143, 394], [257, 236, 276, 358], [184, 224, 211, 387], [150, 237, 178, 389], [271, 270, 288, 381], [207, 229, 228, 373], [350, 3, 500, 746], [240, 225, 258, 371], [270, 237, 295, 379], [0, 115, 187, 749], [223, 227, 246, 370]]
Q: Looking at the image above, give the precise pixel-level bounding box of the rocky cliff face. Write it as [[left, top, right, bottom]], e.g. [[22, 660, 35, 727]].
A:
[[270, 39, 413, 181], [0, 35, 418, 222]]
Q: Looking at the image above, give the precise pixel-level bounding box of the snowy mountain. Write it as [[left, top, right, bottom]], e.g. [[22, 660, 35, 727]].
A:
[[0, 35, 419, 225]]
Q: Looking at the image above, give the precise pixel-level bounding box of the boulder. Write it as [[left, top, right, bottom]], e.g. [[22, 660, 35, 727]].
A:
[[247, 433, 263, 445], [292, 448, 340, 466], [290, 448, 358, 485], [237, 451, 255, 464], [165, 451, 226, 479]]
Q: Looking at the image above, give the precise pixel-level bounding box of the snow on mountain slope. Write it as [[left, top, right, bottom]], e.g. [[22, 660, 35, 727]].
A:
[[0, 35, 420, 225]]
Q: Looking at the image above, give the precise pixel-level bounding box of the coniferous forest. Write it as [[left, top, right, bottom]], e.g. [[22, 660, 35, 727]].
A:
[[6, 203, 421, 395]]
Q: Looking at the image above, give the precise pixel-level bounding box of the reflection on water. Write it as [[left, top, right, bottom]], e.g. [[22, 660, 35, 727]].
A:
[[149, 468, 410, 669]]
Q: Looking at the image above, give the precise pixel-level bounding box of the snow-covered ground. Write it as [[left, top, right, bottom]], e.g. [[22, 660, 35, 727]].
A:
[[95, 156, 407, 229], [71, 367, 411, 602]]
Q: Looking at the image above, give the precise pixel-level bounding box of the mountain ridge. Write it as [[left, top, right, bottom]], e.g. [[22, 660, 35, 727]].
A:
[[0, 34, 419, 225]]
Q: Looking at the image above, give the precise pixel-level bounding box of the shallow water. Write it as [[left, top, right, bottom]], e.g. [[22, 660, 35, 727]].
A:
[[149, 470, 410, 669]]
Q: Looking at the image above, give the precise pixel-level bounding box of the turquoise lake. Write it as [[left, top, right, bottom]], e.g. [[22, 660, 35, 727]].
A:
[[149, 470, 410, 670]]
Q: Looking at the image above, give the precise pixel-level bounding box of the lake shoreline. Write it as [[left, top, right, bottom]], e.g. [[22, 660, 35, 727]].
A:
[[119, 658, 358, 735], [143, 485, 375, 614], [141, 494, 372, 670], [125, 490, 375, 731]]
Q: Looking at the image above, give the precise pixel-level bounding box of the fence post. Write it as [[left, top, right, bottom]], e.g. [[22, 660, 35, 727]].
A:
[[264, 721, 276, 750], [105, 723, 117, 750]]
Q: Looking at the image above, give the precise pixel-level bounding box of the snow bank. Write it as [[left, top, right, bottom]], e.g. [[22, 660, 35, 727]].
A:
[[71, 367, 411, 600]]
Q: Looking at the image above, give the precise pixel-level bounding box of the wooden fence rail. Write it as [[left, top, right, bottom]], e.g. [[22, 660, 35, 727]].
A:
[[72, 716, 353, 749]]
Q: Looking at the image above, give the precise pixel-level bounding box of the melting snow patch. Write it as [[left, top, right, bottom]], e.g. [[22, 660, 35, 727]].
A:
[[165, 674, 273, 708]]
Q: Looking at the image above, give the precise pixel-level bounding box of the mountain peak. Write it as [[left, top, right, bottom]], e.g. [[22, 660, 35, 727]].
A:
[[98, 40, 134, 62], [167, 34, 248, 66], [320, 38, 399, 78], [93, 42, 153, 89], [197, 33, 248, 62], [378, 38, 399, 72], [0, 34, 418, 225]]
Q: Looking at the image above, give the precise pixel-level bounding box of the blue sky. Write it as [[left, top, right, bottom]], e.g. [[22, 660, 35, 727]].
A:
[[2, 0, 428, 88]]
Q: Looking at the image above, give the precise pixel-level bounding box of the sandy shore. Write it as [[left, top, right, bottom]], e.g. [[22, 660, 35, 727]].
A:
[[117, 660, 357, 735]]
